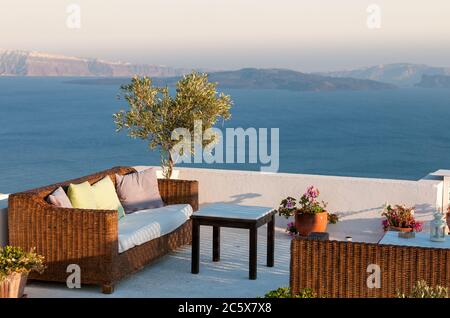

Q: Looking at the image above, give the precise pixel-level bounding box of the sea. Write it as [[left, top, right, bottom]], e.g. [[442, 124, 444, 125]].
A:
[[1, 76, 450, 193]]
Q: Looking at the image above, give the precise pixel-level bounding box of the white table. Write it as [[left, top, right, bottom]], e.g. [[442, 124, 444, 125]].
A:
[[379, 231, 450, 249], [193, 203, 275, 220]]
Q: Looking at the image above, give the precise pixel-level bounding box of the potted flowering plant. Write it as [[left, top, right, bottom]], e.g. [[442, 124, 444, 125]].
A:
[[0, 246, 45, 298], [381, 204, 423, 233], [278, 186, 337, 236]]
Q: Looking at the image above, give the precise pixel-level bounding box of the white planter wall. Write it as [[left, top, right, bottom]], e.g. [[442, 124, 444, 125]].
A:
[[171, 167, 442, 243], [0, 168, 444, 246]]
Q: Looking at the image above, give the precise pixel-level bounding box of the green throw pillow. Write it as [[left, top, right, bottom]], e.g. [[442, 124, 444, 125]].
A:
[[67, 181, 97, 209], [91, 176, 125, 219]]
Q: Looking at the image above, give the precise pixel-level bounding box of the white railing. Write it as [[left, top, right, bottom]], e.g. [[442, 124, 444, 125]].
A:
[[430, 170, 450, 213], [0, 194, 8, 247], [444, 176, 450, 212]]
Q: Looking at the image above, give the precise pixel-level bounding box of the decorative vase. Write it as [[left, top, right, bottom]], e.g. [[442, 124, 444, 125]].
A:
[[295, 211, 328, 236], [0, 272, 28, 298], [398, 231, 415, 239], [389, 226, 413, 232]]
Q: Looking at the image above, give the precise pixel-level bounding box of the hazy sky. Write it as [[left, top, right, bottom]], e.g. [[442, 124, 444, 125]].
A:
[[1, 0, 450, 72]]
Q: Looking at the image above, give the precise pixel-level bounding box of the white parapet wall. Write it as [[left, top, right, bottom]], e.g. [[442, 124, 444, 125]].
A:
[[0, 194, 8, 247], [168, 167, 442, 243], [0, 167, 445, 246]]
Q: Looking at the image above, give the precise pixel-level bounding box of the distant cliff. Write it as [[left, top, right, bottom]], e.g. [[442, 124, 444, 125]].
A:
[[66, 68, 395, 92], [206, 68, 395, 91], [416, 75, 450, 88], [1, 49, 395, 91], [0, 49, 188, 77], [150, 68, 396, 91], [321, 63, 450, 87]]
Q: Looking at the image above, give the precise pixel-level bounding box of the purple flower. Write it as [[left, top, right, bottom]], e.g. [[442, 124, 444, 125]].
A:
[[286, 198, 295, 209]]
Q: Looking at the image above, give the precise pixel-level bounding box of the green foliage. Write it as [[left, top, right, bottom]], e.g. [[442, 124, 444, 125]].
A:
[[264, 287, 316, 298], [0, 246, 45, 281], [397, 280, 449, 298], [327, 213, 339, 224], [381, 204, 423, 232], [114, 72, 232, 178]]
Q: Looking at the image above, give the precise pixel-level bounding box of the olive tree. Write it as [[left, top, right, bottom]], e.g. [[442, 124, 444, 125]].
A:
[[114, 72, 232, 178]]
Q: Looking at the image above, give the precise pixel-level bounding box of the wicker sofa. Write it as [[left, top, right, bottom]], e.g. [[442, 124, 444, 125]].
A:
[[8, 166, 198, 293], [290, 238, 450, 298]]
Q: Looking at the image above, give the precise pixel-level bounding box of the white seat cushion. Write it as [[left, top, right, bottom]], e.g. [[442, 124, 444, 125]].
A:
[[118, 204, 193, 253]]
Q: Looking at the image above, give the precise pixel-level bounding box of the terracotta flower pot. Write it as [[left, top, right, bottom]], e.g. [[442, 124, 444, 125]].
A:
[[389, 226, 413, 232], [0, 272, 28, 298], [295, 211, 328, 236]]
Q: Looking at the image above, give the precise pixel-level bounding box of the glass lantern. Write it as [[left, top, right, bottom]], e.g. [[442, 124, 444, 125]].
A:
[[430, 212, 446, 242]]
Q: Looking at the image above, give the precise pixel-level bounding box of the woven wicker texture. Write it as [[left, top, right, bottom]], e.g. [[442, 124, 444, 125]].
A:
[[290, 238, 450, 298], [8, 166, 198, 293]]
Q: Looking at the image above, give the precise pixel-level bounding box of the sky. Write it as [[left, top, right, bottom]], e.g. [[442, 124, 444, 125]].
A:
[[1, 0, 450, 72]]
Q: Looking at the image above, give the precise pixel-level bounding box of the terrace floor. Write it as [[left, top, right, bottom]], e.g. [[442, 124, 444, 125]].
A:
[[26, 226, 291, 298]]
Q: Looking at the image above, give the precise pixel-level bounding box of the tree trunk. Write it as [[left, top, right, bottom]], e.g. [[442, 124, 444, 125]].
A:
[[162, 150, 174, 179], [167, 153, 174, 179]]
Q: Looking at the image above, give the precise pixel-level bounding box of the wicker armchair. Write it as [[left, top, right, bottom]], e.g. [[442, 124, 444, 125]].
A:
[[290, 238, 450, 298], [8, 166, 198, 294]]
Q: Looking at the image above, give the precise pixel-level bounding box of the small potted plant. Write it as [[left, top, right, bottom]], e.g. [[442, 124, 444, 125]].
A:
[[381, 204, 423, 234], [0, 246, 45, 298], [278, 186, 337, 236]]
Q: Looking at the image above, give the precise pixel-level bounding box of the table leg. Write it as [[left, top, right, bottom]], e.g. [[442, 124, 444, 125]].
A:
[[249, 225, 257, 280], [267, 214, 274, 267], [191, 220, 200, 274], [213, 226, 220, 262]]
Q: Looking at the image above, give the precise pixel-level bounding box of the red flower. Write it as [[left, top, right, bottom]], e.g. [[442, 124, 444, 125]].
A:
[[381, 204, 419, 231]]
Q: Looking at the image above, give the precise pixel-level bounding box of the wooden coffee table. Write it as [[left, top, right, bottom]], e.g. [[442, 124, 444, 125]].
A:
[[190, 203, 276, 280]]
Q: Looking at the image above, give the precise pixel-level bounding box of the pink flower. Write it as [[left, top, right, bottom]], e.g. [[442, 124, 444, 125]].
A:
[[413, 221, 423, 232], [305, 186, 319, 200]]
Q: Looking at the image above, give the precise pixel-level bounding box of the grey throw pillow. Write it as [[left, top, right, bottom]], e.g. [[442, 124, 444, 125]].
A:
[[47, 186, 73, 208], [116, 168, 164, 213]]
